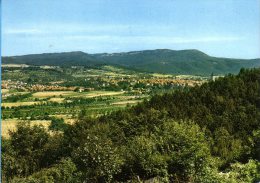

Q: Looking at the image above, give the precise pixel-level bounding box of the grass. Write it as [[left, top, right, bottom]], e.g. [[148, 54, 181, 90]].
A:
[[32, 91, 124, 99], [33, 91, 74, 98], [2, 64, 29, 67], [2, 89, 147, 130], [152, 73, 174, 78], [2, 101, 46, 107], [1, 89, 29, 96], [50, 114, 76, 124], [2, 89, 10, 94], [49, 97, 65, 103], [111, 100, 141, 105], [78, 91, 125, 98], [2, 119, 51, 138]]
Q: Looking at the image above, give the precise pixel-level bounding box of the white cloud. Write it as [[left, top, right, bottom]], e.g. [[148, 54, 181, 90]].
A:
[[3, 23, 243, 45], [63, 35, 243, 44], [160, 36, 243, 44], [2, 23, 176, 36], [4, 28, 44, 34]]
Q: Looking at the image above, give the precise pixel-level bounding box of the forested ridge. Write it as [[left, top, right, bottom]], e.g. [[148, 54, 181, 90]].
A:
[[2, 68, 260, 182], [3, 49, 260, 75]]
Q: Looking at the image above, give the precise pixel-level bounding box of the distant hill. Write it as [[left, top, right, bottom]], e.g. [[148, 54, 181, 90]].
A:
[[3, 49, 260, 75], [2, 51, 100, 67]]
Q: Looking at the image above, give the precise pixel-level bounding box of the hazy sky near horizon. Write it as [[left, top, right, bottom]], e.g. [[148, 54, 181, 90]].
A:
[[2, 0, 260, 58]]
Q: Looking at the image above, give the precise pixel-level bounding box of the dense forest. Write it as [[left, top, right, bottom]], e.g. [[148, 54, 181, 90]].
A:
[[2, 68, 260, 182]]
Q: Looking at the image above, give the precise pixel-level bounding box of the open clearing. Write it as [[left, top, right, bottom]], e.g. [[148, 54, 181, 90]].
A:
[[2, 119, 51, 138], [80, 91, 124, 98], [152, 73, 174, 78], [32, 91, 74, 98], [2, 101, 46, 107], [2, 64, 29, 68], [112, 100, 141, 105], [32, 91, 124, 98], [2, 89, 10, 94], [49, 114, 76, 124], [49, 97, 65, 103]]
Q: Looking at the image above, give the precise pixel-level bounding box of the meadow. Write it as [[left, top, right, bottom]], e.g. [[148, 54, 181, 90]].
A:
[[1, 89, 144, 138], [1, 65, 206, 138], [2, 119, 51, 137]]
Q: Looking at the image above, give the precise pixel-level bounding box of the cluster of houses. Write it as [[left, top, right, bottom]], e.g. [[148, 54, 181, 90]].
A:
[[101, 76, 205, 89], [2, 80, 27, 91], [1, 80, 95, 93]]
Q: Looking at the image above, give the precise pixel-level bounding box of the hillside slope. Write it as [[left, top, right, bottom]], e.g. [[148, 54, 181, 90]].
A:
[[3, 49, 260, 75], [2, 51, 100, 67], [94, 49, 260, 75]]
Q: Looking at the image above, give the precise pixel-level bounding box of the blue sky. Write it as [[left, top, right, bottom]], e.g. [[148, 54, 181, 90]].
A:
[[2, 0, 260, 58]]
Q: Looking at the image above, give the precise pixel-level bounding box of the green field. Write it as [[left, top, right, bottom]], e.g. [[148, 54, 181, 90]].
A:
[[1, 64, 207, 138], [1, 89, 145, 137]]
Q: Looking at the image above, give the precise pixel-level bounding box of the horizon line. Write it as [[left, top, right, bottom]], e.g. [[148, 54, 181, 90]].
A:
[[2, 48, 260, 60]]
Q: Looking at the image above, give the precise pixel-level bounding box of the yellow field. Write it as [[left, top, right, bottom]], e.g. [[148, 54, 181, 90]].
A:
[[1, 89, 29, 95], [2, 64, 29, 67], [2, 101, 46, 107], [2, 91, 125, 107], [49, 114, 76, 124], [152, 73, 174, 78], [1, 89, 9, 94], [80, 91, 124, 98], [116, 95, 139, 100], [2, 119, 51, 138], [33, 91, 74, 98], [4, 91, 125, 101], [49, 97, 65, 103], [112, 100, 140, 105]]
